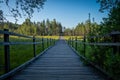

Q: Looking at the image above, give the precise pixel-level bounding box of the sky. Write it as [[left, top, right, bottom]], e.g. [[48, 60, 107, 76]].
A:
[[1, 0, 108, 28]]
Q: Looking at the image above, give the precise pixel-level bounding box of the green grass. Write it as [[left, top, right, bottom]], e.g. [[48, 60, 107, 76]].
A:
[[0, 36, 56, 76], [36, 36, 59, 40], [63, 36, 83, 40], [10, 44, 33, 69]]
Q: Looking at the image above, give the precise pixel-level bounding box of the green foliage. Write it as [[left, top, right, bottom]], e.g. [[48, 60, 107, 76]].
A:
[[0, 22, 18, 31], [0, 10, 3, 23], [63, 21, 93, 36], [80, 2, 120, 79], [17, 18, 36, 35], [97, 0, 120, 33], [64, 28, 72, 36], [75, 23, 84, 36], [70, 38, 120, 80], [97, 0, 119, 12], [101, 3, 120, 33], [69, 4, 120, 78], [21, 19, 62, 36]]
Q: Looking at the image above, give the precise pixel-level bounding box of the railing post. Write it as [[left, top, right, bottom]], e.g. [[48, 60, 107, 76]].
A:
[[75, 37, 77, 50], [52, 39, 53, 45], [110, 31, 120, 54], [54, 39, 55, 45], [50, 38, 51, 46], [72, 37, 73, 47], [4, 29, 10, 73], [70, 38, 72, 46], [53, 39, 54, 45], [53, 39, 55, 45], [47, 38, 49, 47], [68, 38, 70, 45], [71, 37, 72, 47], [33, 36, 36, 57], [69, 38, 70, 45], [42, 38, 44, 51], [51, 39, 53, 45], [83, 36, 86, 57], [48, 38, 50, 46]]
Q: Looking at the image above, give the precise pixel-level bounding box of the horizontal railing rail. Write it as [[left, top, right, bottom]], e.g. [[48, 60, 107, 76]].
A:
[[0, 42, 43, 45], [74, 41, 120, 46], [0, 30, 32, 39], [0, 29, 56, 75]]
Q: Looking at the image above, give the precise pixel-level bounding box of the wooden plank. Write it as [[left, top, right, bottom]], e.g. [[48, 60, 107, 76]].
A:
[[10, 39, 105, 80]]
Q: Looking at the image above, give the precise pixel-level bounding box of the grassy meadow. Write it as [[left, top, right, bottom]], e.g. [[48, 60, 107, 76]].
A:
[[0, 36, 58, 75]]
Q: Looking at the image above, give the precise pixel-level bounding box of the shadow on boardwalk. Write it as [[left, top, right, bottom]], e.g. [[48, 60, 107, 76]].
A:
[[11, 39, 105, 80]]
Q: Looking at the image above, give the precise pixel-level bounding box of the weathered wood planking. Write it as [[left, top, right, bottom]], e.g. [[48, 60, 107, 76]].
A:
[[11, 40, 105, 80]]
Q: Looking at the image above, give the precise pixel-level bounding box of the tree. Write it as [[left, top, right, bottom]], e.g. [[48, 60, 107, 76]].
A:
[[17, 18, 36, 35], [64, 28, 72, 36], [97, 0, 120, 32], [97, 0, 119, 12], [40, 20, 46, 35], [0, 0, 46, 22], [74, 23, 85, 36], [0, 10, 3, 23], [36, 22, 41, 35], [46, 19, 51, 35]]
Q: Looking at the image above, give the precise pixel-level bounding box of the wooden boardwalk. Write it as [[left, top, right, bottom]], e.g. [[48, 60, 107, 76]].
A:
[[11, 39, 105, 80]]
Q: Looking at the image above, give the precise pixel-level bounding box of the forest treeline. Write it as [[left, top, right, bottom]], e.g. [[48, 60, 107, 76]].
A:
[[0, 19, 63, 36], [0, 18, 100, 36]]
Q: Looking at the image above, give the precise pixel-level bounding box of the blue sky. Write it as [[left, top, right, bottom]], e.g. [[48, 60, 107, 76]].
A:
[[1, 0, 108, 28]]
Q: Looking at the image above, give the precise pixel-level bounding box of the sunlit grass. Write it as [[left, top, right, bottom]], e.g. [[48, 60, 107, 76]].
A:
[[36, 36, 59, 40], [63, 36, 83, 40]]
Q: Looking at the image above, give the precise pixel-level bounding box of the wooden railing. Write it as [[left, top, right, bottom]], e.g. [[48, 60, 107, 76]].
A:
[[0, 29, 55, 74], [68, 31, 120, 79]]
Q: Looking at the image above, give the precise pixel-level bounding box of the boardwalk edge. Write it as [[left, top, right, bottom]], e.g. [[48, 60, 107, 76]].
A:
[[0, 45, 54, 80]]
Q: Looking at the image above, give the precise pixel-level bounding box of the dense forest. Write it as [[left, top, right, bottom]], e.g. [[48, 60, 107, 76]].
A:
[[0, 19, 63, 36]]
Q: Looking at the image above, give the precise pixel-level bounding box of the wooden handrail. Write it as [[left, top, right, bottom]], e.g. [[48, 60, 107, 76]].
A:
[[73, 41, 120, 46], [0, 29, 55, 74], [87, 31, 120, 39], [0, 30, 32, 39], [0, 42, 43, 45]]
